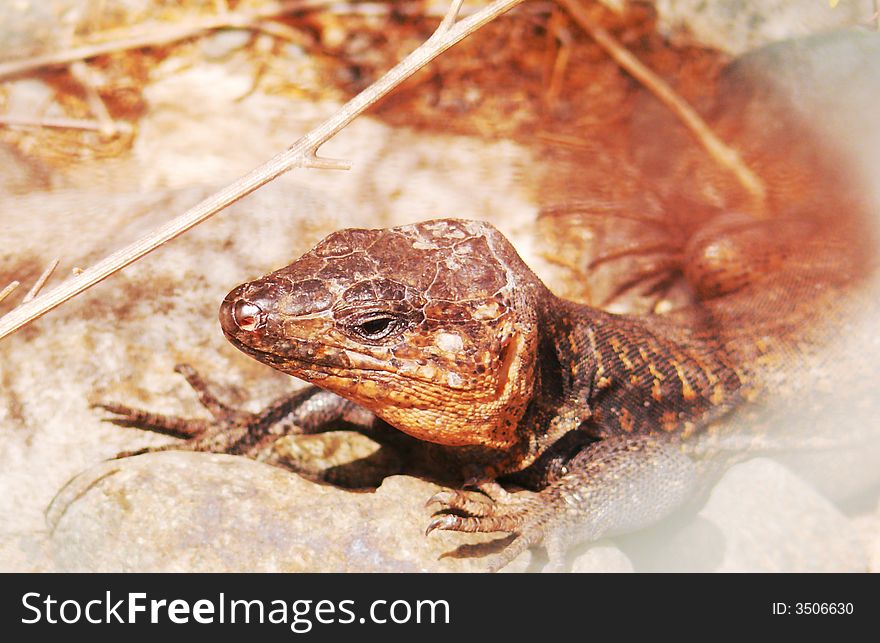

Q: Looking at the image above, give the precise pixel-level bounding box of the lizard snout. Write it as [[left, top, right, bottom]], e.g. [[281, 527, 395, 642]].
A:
[[220, 283, 270, 337]]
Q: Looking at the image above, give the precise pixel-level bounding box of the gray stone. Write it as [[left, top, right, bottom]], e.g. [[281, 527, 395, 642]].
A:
[[570, 542, 634, 573], [618, 458, 868, 572], [653, 0, 876, 56], [47, 452, 510, 572]]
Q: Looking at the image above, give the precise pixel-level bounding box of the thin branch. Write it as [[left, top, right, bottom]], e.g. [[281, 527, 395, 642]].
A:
[[22, 259, 60, 304], [435, 0, 466, 35], [0, 0, 527, 342], [251, 18, 316, 45], [543, 9, 574, 110], [556, 0, 767, 214], [0, 282, 21, 305]]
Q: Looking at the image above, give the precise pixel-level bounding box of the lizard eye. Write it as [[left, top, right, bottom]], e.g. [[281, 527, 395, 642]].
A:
[[348, 313, 405, 342]]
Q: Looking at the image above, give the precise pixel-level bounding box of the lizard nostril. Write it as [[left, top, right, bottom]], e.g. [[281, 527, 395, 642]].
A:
[[232, 301, 264, 331]]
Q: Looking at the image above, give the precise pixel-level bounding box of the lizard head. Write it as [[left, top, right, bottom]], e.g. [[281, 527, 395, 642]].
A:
[[219, 218, 544, 451]]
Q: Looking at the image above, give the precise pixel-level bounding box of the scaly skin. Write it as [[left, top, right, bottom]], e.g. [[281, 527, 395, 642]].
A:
[[101, 208, 873, 570]]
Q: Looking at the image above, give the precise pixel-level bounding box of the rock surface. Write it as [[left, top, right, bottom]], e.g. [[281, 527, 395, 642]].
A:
[[46, 452, 512, 572], [652, 0, 876, 55], [41, 453, 872, 572], [616, 459, 869, 572]]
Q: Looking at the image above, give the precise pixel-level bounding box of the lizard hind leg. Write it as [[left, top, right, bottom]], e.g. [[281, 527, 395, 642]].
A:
[[538, 198, 718, 312], [682, 212, 818, 301]]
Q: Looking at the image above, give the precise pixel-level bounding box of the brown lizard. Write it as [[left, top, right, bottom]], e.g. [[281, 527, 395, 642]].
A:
[[95, 32, 880, 571], [99, 195, 875, 570]]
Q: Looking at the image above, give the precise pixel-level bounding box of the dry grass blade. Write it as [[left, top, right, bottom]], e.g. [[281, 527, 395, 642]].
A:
[[0, 0, 528, 342], [0, 281, 21, 305], [0, 0, 314, 80], [22, 259, 60, 304], [0, 115, 133, 132]]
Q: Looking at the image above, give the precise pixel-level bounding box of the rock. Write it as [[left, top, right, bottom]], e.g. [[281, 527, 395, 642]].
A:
[[40, 453, 873, 572], [652, 0, 876, 56], [618, 458, 868, 572], [47, 451, 509, 572], [704, 459, 867, 571], [0, 531, 53, 573], [851, 500, 880, 573], [570, 542, 634, 573]]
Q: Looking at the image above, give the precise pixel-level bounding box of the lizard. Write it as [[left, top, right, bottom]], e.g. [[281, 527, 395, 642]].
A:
[[99, 194, 875, 570], [94, 31, 880, 572]]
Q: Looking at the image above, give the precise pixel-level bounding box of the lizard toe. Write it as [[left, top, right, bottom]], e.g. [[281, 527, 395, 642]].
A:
[[425, 489, 540, 535], [483, 516, 566, 572], [426, 489, 495, 516], [485, 534, 536, 573], [426, 513, 524, 535]]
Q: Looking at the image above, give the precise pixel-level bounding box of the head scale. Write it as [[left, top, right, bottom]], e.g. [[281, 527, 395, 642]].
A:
[[220, 219, 544, 451]]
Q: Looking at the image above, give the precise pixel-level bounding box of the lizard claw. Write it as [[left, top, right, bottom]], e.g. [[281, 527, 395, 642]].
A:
[[94, 401, 208, 438], [425, 490, 457, 508], [425, 514, 458, 536]]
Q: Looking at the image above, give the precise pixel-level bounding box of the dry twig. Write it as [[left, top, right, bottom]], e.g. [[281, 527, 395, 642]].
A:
[[0, 0, 492, 81], [543, 9, 574, 110], [68, 61, 119, 138], [0, 0, 527, 342]]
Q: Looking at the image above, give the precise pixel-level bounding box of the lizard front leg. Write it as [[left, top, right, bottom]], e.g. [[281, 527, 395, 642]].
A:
[[427, 435, 698, 571], [96, 363, 379, 466]]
